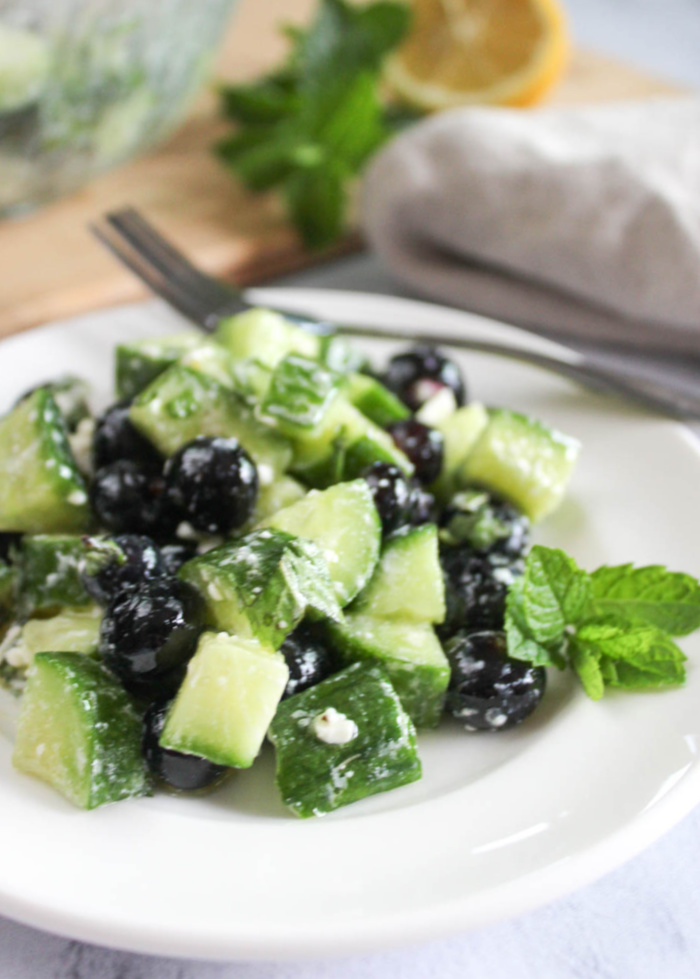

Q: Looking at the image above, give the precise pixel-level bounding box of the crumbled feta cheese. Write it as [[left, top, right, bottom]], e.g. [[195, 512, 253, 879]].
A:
[[415, 386, 458, 426], [67, 490, 88, 506], [311, 708, 358, 745]]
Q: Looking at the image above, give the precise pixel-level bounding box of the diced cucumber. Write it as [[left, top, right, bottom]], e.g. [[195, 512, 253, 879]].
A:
[[178, 529, 342, 649], [325, 615, 449, 728], [269, 662, 421, 817], [254, 476, 307, 523], [16, 534, 92, 615], [161, 631, 289, 768], [1, 606, 102, 671], [129, 365, 291, 481], [262, 480, 381, 605], [32, 376, 91, 431], [351, 524, 445, 624], [261, 355, 342, 438], [0, 390, 90, 533], [290, 397, 413, 487], [431, 402, 489, 501], [317, 335, 370, 375], [12, 652, 150, 809], [180, 343, 240, 389], [345, 373, 410, 428], [460, 408, 580, 521], [215, 308, 320, 367], [115, 332, 200, 400]]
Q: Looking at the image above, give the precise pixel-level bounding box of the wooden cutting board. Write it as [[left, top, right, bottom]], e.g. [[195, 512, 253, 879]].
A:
[[0, 0, 682, 340]]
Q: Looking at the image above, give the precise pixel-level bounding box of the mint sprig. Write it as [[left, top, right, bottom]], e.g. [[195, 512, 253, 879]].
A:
[[505, 545, 699, 698], [217, 0, 413, 249]]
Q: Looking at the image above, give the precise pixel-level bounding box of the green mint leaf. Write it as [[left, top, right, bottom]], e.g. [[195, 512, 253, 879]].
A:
[[285, 160, 347, 249], [307, 72, 387, 169], [505, 576, 566, 669], [218, 132, 304, 193], [590, 564, 700, 636], [569, 642, 605, 700], [220, 80, 301, 125], [300, 0, 410, 98], [518, 545, 591, 646], [574, 617, 686, 691]]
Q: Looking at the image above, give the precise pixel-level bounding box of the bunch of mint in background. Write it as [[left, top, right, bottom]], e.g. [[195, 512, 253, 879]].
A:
[[216, 0, 414, 250], [507, 546, 700, 699]]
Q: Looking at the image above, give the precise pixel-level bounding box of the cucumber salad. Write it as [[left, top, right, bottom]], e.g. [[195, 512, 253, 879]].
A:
[[1, 307, 699, 817]]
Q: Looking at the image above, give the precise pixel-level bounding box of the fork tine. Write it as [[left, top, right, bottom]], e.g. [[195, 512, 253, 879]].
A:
[[91, 219, 214, 327], [106, 208, 236, 313]]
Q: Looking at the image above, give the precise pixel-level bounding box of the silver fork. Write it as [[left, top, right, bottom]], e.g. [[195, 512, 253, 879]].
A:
[[91, 207, 700, 420]]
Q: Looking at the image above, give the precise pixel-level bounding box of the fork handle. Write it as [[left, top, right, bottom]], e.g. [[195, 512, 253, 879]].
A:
[[213, 297, 699, 419]]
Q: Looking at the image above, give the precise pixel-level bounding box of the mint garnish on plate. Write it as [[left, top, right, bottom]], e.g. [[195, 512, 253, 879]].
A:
[[505, 545, 700, 699]]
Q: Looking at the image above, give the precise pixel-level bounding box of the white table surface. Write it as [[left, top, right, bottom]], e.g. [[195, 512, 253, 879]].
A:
[[4, 1, 700, 976]]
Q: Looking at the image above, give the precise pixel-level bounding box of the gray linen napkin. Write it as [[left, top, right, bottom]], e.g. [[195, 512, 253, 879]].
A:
[[361, 97, 700, 355]]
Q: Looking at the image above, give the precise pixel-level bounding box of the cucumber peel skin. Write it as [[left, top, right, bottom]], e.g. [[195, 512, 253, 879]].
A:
[[115, 332, 201, 401], [269, 662, 421, 818], [461, 408, 581, 522], [215, 308, 320, 368], [262, 355, 342, 438], [16, 534, 93, 616], [325, 615, 450, 729], [12, 652, 150, 810], [345, 373, 410, 428], [178, 529, 342, 650], [0, 389, 90, 534], [262, 479, 382, 606], [351, 524, 446, 625], [161, 631, 289, 769], [129, 364, 292, 479]]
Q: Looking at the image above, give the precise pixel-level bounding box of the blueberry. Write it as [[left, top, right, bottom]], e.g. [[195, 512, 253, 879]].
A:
[[438, 547, 518, 639], [159, 541, 198, 577], [361, 462, 417, 535], [82, 534, 167, 606], [381, 346, 466, 411], [280, 623, 339, 699], [386, 419, 444, 485], [162, 436, 258, 535], [99, 578, 202, 692], [444, 630, 546, 731], [410, 485, 438, 526], [142, 701, 228, 791], [92, 400, 163, 473], [89, 460, 169, 536]]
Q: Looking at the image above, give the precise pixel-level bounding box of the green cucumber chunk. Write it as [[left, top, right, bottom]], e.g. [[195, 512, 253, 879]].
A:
[[325, 614, 449, 728], [345, 373, 410, 428], [317, 334, 370, 375], [16, 534, 92, 615], [0, 390, 90, 533], [178, 529, 342, 649], [460, 408, 580, 521], [12, 652, 150, 809], [215, 308, 320, 367], [431, 402, 489, 501], [269, 662, 421, 817], [290, 397, 413, 488], [261, 355, 342, 438], [161, 631, 288, 768], [351, 524, 445, 624], [1, 606, 102, 672], [115, 332, 201, 400], [254, 476, 307, 523], [129, 364, 291, 480], [262, 480, 381, 606], [31, 376, 91, 431]]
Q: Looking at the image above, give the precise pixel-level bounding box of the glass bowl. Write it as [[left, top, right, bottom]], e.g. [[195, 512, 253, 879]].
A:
[[0, 0, 237, 216]]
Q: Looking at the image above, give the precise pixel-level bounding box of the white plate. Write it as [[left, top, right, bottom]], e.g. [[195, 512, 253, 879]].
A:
[[1, 289, 700, 961]]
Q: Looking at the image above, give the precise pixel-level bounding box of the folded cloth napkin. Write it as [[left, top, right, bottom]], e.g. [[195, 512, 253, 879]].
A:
[[361, 97, 700, 355]]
